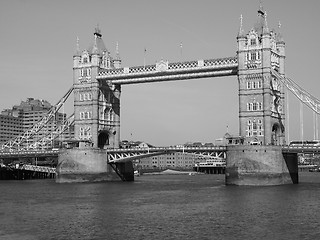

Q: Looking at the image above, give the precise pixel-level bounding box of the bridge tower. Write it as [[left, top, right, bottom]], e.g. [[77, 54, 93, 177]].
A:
[[237, 6, 286, 145], [73, 27, 121, 149]]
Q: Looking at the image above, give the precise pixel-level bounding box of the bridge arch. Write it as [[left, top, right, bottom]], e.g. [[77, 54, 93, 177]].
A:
[[271, 123, 281, 146], [98, 131, 109, 149]]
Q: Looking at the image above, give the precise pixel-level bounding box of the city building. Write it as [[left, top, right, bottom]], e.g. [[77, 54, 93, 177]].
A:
[[0, 114, 23, 145], [0, 98, 72, 148]]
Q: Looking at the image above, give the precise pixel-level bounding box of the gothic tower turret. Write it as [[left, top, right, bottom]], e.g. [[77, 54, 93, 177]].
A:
[[73, 27, 121, 149], [237, 5, 286, 145]]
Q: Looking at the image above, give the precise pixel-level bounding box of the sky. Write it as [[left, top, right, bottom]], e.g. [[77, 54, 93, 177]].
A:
[[1, 0, 320, 146]]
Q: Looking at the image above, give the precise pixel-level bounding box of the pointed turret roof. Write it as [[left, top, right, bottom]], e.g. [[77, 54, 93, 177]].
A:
[[253, 3, 269, 35], [238, 14, 246, 38], [87, 26, 107, 55]]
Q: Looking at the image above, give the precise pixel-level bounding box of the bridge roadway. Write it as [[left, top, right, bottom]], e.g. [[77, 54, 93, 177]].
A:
[[1, 145, 319, 161]]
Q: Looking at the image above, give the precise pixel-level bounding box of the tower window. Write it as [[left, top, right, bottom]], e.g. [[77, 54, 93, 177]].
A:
[[252, 82, 257, 89], [251, 52, 257, 60], [258, 81, 262, 88], [246, 119, 264, 137], [250, 38, 256, 46]]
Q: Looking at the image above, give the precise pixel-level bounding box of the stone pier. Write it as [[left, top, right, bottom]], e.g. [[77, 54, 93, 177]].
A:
[[56, 148, 134, 183], [225, 145, 298, 186]]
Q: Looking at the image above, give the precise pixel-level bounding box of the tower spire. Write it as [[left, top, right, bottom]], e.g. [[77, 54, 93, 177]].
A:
[[276, 21, 284, 42], [94, 24, 102, 38], [258, 0, 264, 15], [238, 14, 245, 37], [262, 11, 269, 34], [74, 36, 80, 56], [115, 41, 120, 60]]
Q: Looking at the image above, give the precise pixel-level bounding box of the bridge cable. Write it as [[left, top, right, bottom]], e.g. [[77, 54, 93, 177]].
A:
[[272, 69, 320, 141], [1, 86, 74, 151]]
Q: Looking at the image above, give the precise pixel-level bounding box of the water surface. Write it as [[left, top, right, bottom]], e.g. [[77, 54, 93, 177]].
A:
[[0, 172, 319, 240]]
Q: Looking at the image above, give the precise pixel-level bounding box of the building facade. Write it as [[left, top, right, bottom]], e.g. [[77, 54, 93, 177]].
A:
[[0, 114, 23, 145], [0, 98, 70, 148]]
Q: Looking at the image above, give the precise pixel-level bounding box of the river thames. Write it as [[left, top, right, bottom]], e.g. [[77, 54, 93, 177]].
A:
[[0, 172, 319, 240]]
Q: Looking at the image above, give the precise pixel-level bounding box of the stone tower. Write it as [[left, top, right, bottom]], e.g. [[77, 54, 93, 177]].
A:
[[237, 6, 286, 145], [73, 27, 121, 149]]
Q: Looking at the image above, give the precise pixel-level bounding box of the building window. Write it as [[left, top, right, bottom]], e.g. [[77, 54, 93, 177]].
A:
[[252, 102, 257, 111], [247, 82, 251, 89], [252, 82, 257, 89], [251, 52, 257, 61], [251, 38, 256, 46], [258, 81, 262, 88], [246, 118, 264, 137], [79, 126, 91, 140], [79, 94, 83, 101], [247, 101, 262, 111]]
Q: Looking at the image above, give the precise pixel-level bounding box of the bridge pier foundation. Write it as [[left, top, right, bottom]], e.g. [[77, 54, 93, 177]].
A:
[[56, 148, 134, 183], [225, 145, 298, 186]]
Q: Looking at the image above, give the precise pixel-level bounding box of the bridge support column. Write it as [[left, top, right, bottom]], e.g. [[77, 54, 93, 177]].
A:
[[225, 145, 298, 186], [56, 148, 134, 183]]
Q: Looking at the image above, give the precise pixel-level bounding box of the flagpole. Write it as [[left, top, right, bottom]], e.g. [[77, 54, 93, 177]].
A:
[[144, 47, 146, 68]]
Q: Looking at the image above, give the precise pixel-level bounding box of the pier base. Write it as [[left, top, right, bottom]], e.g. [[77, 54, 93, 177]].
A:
[[56, 148, 134, 183], [225, 145, 298, 186]]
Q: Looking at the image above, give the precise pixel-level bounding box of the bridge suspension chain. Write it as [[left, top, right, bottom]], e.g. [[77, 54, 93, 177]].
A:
[[1, 86, 74, 151], [272, 70, 320, 115], [22, 114, 75, 150]]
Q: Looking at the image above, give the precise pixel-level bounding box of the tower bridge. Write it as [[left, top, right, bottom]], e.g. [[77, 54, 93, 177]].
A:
[[2, 5, 319, 185]]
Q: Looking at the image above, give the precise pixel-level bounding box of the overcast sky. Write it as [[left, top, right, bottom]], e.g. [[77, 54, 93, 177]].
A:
[[1, 0, 320, 146]]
